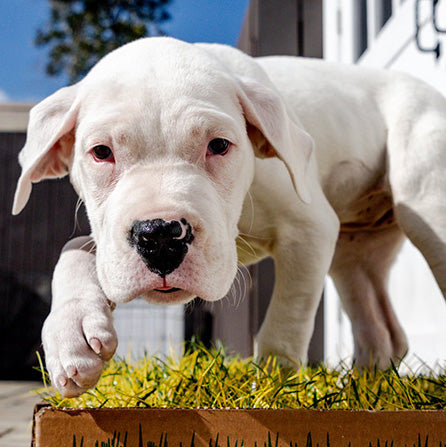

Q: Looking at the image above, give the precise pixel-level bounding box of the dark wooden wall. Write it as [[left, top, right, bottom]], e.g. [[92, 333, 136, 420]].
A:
[[0, 132, 89, 378], [1, 132, 89, 283]]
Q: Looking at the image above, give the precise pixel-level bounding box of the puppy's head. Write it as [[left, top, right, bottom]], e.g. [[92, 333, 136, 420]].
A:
[[13, 37, 313, 304]]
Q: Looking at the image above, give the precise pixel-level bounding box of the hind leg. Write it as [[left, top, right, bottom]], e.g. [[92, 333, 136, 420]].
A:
[[389, 118, 446, 298], [329, 226, 408, 367]]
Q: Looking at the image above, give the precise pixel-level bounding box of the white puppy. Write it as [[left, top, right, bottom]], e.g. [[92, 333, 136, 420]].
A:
[[13, 37, 446, 397]]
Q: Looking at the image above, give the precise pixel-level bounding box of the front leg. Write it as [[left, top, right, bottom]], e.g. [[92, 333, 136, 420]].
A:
[[256, 193, 339, 364], [42, 236, 118, 397]]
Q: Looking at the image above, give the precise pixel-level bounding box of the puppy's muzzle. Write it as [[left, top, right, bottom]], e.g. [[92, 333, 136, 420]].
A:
[[129, 218, 194, 277]]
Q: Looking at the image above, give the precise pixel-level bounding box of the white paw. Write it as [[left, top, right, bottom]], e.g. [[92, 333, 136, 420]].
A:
[[255, 333, 307, 367], [352, 322, 408, 369], [42, 298, 117, 398]]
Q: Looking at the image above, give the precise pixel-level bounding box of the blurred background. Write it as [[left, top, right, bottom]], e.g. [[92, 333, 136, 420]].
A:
[[1, 0, 446, 384]]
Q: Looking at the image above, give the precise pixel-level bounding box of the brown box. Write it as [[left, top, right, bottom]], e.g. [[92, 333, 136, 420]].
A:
[[32, 404, 446, 446]]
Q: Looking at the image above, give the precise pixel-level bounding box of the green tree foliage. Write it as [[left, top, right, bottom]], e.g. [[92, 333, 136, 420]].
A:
[[35, 0, 172, 83]]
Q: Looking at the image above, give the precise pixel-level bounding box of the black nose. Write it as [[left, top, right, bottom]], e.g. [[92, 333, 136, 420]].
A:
[[129, 218, 194, 277]]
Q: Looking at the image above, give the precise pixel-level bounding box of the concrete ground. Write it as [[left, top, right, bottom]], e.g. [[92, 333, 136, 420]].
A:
[[0, 381, 42, 447]]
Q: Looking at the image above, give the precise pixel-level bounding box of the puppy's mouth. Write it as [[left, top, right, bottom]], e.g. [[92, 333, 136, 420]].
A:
[[154, 287, 182, 294], [153, 277, 183, 294], [141, 285, 195, 305]]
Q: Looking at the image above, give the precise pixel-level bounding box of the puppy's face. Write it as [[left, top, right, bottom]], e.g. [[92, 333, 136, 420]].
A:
[[70, 67, 255, 304], [14, 38, 313, 305]]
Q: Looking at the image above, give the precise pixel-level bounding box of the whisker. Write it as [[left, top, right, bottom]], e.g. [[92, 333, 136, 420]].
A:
[[237, 276, 245, 308], [70, 197, 85, 238], [80, 239, 96, 254], [227, 278, 238, 308], [240, 267, 250, 304], [237, 234, 257, 258], [184, 300, 195, 315], [234, 274, 243, 308], [238, 230, 274, 241], [238, 264, 253, 291], [246, 190, 255, 235], [229, 268, 249, 309], [228, 283, 237, 306]]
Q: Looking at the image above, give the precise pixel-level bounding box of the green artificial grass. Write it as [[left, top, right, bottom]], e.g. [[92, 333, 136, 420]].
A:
[[35, 341, 446, 410]]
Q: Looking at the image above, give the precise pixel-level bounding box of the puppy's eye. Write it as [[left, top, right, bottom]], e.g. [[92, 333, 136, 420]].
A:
[[91, 145, 114, 162], [207, 138, 230, 156]]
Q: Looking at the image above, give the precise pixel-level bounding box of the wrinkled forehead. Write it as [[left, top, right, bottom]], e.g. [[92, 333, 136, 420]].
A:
[[78, 78, 245, 155], [75, 64, 244, 150]]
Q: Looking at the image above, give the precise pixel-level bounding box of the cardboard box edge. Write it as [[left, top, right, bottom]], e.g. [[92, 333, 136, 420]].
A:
[[31, 403, 446, 447]]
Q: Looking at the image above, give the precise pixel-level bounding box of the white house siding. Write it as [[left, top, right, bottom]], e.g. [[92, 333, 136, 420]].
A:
[[323, 0, 446, 369], [113, 299, 184, 359]]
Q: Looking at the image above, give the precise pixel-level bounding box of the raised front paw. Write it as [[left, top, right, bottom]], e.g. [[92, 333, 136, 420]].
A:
[[42, 298, 118, 397]]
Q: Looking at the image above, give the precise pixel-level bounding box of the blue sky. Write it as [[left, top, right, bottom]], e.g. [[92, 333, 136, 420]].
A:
[[0, 0, 249, 103]]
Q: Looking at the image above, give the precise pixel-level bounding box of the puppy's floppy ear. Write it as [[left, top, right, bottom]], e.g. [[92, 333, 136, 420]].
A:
[[12, 85, 79, 215], [237, 77, 314, 203]]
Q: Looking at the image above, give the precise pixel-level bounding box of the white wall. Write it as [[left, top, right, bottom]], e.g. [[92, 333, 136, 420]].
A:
[[323, 0, 446, 369]]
